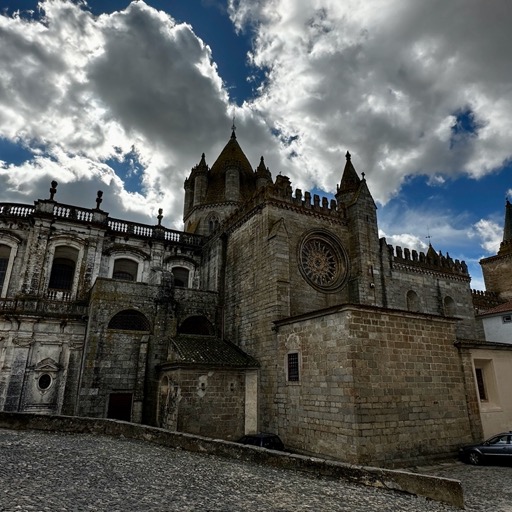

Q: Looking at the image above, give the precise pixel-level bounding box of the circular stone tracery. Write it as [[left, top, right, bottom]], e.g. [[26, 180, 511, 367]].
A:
[[298, 231, 348, 292]]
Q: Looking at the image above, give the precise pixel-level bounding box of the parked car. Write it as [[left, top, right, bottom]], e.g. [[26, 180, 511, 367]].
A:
[[459, 432, 512, 465], [237, 433, 285, 451]]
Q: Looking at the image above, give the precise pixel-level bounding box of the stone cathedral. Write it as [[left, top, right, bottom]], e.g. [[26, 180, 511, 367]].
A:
[[1, 129, 511, 466]]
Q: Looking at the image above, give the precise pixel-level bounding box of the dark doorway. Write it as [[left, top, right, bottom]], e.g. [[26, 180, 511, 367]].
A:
[[107, 392, 133, 422]]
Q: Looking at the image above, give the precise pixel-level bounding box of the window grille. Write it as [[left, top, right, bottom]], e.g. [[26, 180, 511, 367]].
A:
[[475, 368, 487, 401], [287, 352, 300, 382], [107, 310, 150, 331]]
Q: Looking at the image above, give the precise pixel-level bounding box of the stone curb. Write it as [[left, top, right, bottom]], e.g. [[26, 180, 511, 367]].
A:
[[0, 412, 464, 509]]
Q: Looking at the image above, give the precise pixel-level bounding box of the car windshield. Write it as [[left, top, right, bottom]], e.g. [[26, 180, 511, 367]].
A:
[[488, 435, 510, 445]]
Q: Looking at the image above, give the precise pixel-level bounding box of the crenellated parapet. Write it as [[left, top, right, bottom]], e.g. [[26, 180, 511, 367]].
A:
[[472, 289, 504, 313], [253, 175, 340, 216], [385, 241, 469, 278]]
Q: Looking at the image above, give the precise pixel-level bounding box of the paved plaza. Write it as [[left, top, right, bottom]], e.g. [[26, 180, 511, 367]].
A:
[[0, 428, 509, 511]]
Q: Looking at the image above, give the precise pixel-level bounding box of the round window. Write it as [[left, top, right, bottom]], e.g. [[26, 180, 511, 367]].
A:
[[38, 374, 52, 390], [298, 231, 348, 292]]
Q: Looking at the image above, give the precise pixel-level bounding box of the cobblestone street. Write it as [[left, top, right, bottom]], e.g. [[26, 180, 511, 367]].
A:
[[413, 461, 512, 512], [0, 428, 508, 511]]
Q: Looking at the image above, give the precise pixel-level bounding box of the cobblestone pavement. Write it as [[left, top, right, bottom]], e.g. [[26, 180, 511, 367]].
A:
[[0, 428, 505, 512], [411, 460, 512, 512]]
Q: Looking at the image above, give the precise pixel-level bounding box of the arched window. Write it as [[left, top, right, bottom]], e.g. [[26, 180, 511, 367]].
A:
[[178, 315, 213, 335], [172, 267, 190, 288], [444, 296, 456, 316], [0, 238, 20, 297], [0, 244, 11, 292], [107, 309, 150, 331], [112, 258, 138, 281], [208, 214, 220, 234], [48, 247, 79, 291], [406, 290, 421, 312]]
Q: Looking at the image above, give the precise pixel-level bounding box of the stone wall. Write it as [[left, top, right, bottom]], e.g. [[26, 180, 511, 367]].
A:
[[0, 316, 85, 415], [274, 305, 480, 467], [481, 253, 512, 300], [382, 266, 477, 339], [160, 367, 246, 440], [77, 279, 162, 422]]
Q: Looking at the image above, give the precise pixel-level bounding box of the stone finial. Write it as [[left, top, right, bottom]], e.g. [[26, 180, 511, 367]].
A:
[[231, 117, 237, 139], [345, 151, 351, 161], [95, 190, 103, 210], [49, 181, 58, 201], [157, 208, 163, 226]]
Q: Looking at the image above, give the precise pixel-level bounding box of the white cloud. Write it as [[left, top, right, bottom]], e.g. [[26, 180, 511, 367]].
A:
[[229, 0, 512, 203], [1, 0, 512, 242], [379, 232, 428, 254], [0, 1, 282, 225], [472, 218, 502, 254]]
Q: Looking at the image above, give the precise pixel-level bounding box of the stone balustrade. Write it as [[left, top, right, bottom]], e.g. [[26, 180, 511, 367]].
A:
[[0, 201, 204, 247]]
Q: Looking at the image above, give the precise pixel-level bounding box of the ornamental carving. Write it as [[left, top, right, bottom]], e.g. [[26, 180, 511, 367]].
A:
[[298, 231, 348, 292]]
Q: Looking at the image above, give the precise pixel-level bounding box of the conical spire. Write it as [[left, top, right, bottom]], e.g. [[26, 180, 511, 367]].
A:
[[255, 156, 271, 177], [203, 129, 256, 203], [338, 151, 361, 194], [504, 199, 512, 243], [255, 156, 272, 189], [189, 152, 208, 178], [426, 243, 440, 264]]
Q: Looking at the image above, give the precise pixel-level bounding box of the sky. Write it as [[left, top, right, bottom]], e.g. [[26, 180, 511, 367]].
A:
[[1, 0, 512, 290]]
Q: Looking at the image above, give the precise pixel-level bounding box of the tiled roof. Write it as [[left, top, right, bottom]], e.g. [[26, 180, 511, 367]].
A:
[[169, 335, 259, 367], [477, 300, 512, 317]]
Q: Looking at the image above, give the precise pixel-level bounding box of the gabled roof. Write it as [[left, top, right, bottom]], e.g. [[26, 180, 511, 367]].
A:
[[167, 335, 259, 367]]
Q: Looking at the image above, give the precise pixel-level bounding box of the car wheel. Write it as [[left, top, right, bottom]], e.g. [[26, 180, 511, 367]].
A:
[[468, 451, 481, 465]]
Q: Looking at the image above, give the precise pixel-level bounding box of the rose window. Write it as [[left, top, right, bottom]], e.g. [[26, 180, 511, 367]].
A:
[[298, 231, 348, 292]]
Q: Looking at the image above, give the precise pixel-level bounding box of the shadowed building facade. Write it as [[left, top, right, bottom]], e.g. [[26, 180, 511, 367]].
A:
[[0, 129, 509, 466]]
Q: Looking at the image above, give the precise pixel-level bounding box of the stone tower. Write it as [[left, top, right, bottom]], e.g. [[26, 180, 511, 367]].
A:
[[481, 199, 512, 300], [183, 129, 264, 236], [335, 151, 381, 305]]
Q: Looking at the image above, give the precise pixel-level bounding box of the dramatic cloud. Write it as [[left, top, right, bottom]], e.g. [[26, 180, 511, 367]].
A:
[[0, 0, 510, 272], [0, 1, 279, 226], [229, 0, 512, 203]]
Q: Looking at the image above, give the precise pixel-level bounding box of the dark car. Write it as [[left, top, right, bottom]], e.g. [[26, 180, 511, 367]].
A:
[[459, 432, 512, 465], [237, 433, 285, 451]]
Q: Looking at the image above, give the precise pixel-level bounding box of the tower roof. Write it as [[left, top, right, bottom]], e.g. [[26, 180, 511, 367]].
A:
[[504, 199, 512, 243], [498, 199, 512, 256], [338, 151, 361, 193], [204, 130, 256, 203]]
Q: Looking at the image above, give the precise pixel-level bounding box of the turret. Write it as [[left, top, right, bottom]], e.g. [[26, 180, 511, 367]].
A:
[[192, 153, 209, 207], [255, 156, 272, 189], [481, 198, 512, 300], [182, 129, 257, 235], [335, 151, 361, 207], [498, 199, 512, 256]]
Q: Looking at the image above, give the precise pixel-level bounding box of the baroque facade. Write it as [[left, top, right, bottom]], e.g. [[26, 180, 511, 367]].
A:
[[0, 129, 510, 465]]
